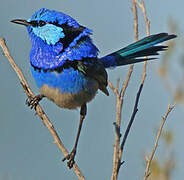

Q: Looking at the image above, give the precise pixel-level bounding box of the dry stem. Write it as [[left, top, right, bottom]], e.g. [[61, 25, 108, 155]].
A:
[[0, 38, 85, 180], [136, 0, 150, 84], [118, 0, 151, 157], [110, 0, 153, 179], [143, 104, 176, 180], [110, 1, 138, 180]]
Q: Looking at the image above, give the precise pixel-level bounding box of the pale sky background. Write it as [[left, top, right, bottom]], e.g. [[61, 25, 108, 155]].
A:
[[0, 0, 183, 180]]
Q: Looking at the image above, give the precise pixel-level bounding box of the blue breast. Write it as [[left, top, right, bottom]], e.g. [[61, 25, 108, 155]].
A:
[[31, 66, 97, 95]]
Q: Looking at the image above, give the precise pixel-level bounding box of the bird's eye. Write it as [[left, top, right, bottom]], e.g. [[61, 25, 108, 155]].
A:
[[31, 21, 38, 27], [38, 20, 46, 27]]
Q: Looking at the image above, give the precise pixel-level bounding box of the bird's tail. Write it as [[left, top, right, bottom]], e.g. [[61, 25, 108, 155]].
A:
[[100, 33, 176, 68]]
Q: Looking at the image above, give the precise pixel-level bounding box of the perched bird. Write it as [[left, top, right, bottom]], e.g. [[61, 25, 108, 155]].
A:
[[11, 8, 176, 168]]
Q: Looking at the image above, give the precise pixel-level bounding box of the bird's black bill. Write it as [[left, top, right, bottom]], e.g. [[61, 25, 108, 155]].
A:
[[11, 19, 31, 26]]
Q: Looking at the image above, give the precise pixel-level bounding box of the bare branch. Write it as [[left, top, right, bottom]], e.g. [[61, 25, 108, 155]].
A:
[[136, 0, 151, 84], [111, 70, 134, 180], [132, 0, 139, 41], [120, 65, 134, 99], [0, 38, 85, 180], [119, 83, 143, 171], [108, 80, 119, 96], [118, 0, 151, 172], [137, 0, 150, 36], [110, 1, 139, 179], [143, 104, 176, 180], [111, 90, 122, 180]]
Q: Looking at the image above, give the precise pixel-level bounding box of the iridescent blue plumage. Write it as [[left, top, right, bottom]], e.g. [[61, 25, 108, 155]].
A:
[[100, 33, 176, 68], [11, 8, 176, 168], [27, 8, 98, 69]]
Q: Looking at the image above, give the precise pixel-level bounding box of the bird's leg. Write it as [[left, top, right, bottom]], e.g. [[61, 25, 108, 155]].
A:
[[26, 94, 45, 109], [62, 104, 87, 169]]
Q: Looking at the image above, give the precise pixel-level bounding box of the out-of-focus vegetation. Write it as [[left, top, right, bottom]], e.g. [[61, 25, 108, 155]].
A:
[[145, 130, 175, 180], [158, 18, 184, 104], [144, 18, 181, 180]]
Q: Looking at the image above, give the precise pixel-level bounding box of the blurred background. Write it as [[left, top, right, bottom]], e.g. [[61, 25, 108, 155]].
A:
[[0, 0, 183, 179]]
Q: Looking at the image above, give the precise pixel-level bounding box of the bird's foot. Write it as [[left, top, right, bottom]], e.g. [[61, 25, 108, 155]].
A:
[[26, 94, 44, 109], [62, 148, 76, 169]]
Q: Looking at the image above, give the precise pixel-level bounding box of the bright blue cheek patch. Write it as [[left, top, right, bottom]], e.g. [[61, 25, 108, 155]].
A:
[[32, 24, 65, 45]]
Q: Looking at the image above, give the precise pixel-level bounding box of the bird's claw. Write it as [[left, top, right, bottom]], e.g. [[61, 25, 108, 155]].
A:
[[26, 94, 43, 109], [62, 149, 76, 169]]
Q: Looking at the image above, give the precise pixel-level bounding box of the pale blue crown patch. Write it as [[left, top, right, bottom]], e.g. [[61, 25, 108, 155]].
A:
[[31, 23, 65, 45]]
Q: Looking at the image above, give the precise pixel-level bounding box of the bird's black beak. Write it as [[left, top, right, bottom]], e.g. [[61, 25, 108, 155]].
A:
[[11, 19, 31, 26]]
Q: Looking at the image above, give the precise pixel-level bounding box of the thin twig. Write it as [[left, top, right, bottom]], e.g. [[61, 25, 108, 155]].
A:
[[136, 0, 150, 36], [117, 0, 139, 172], [136, 0, 150, 85], [132, 0, 139, 41], [108, 80, 119, 96], [110, 87, 122, 180], [143, 104, 176, 180], [109, 67, 134, 180], [118, 83, 143, 173], [118, 0, 151, 172], [0, 38, 85, 180], [110, 1, 138, 179]]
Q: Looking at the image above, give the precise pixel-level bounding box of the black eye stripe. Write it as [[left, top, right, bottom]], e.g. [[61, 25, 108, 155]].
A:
[[48, 22, 85, 50], [49, 21, 85, 32], [38, 20, 46, 27], [30, 20, 46, 27], [30, 21, 38, 27]]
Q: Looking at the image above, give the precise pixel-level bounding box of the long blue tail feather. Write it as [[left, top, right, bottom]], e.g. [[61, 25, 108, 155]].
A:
[[100, 33, 176, 68]]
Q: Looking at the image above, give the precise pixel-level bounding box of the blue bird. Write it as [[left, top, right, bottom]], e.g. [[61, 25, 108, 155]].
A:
[[11, 8, 176, 168]]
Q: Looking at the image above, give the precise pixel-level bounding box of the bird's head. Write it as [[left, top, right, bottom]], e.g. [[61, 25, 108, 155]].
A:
[[11, 8, 92, 46]]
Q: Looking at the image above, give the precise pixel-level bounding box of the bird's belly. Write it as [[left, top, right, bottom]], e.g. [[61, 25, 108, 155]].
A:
[[40, 84, 98, 109], [31, 66, 99, 109]]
